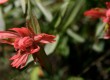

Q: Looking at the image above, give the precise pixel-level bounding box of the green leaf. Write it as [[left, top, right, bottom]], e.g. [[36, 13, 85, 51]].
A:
[[92, 41, 104, 52], [20, 0, 26, 13], [29, 13, 41, 34], [45, 34, 59, 55], [0, 7, 5, 30], [34, 0, 53, 22], [58, 37, 69, 57], [30, 67, 39, 80], [67, 29, 85, 43], [95, 22, 106, 38], [62, 0, 85, 31], [54, 1, 70, 28], [68, 77, 84, 80]]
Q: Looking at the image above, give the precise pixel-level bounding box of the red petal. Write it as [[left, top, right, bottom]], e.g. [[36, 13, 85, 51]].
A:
[[30, 46, 40, 54], [0, 39, 13, 45], [10, 53, 29, 69], [10, 27, 34, 37], [14, 37, 33, 50], [13, 38, 20, 49], [20, 54, 29, 69], [39, 33, 55, 44], [84, 8, 106, 19], [104, 33, 110, 39], [0, 0, 8, 4], [106, 2, 110, 9], [18, 37, 33, 49], [0, 31, 18, 39], [14, 54, 28, 68], [104, 36, 110, 39], [10, 50, 21, 60], [103, 17, 110, 24], [0, 31, 18, 44], [11, 58, 19, 67], [34, 34, 42, 42]]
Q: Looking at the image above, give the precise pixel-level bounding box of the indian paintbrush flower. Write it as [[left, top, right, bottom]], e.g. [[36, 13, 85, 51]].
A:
[[84, 2, 110, 24], [0, 27, 55, 69], [84, 2, 110, 39]]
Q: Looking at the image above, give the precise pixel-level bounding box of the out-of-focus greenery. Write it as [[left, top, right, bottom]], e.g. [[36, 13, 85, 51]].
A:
[[0, 0, 110, 80]]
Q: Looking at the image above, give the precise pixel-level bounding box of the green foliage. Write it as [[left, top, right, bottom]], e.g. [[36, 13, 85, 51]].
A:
[[0, 0, 110, 80], [68, 77, 84, 80]]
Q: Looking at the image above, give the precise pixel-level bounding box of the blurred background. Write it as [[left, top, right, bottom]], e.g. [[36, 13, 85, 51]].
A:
[[0, 0, 110, 80]]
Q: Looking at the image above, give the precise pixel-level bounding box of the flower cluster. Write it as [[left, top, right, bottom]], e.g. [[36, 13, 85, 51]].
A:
[[0, 27, 55, 69], [84, 2, 110, 39]]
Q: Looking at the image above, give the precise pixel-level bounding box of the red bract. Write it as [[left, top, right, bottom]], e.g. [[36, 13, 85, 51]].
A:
[[0, 0, 8, 4], [84, 8, 106, 19], [106, 2, 110, 9], [84, 2, 110, 24], [0, 27, 55, 69]]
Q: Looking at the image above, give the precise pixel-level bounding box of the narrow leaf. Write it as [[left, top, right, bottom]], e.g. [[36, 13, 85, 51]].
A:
[[29, 13, 41, 34], [20, 0, 26, 13], [92, 41, 104, 52], [63, 0, 85, 31], [67, 29, 85, 43], [34, 0, 53, 22], [30, 67, 39, 80], [95, 22, 106, 38], [45, 34, 59, 55], [0, 7, 5, 30], [68, 77, 84, 80], [54, 1, 70, 28]]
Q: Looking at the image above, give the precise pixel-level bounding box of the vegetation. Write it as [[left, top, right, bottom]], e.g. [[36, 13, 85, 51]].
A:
[[0, 0, 110, 80]]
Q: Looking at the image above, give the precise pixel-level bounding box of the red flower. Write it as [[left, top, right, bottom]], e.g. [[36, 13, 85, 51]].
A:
[[106, 2, 110, 9], [0, 0, 8, 4], [84, 2, 110, 24], [0, 27, 55, 69], [84, 8, 106, 19]]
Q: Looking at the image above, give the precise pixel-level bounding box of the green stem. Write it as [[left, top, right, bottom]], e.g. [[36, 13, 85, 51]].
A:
[[26, 0, 31, 21]]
